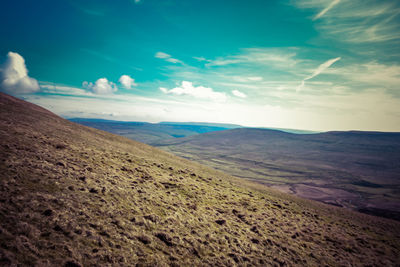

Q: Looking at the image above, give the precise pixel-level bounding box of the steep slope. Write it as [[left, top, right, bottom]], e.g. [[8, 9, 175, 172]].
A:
[[0, 92, 399, 266], [153, 128, 400, 219]]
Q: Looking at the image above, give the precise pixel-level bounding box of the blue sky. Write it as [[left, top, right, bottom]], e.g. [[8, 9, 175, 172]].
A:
[[1, 0, 400, 131]]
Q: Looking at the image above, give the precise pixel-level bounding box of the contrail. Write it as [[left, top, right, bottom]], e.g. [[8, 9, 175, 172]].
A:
[[313, 0, 341, 20], [296, 57, 341, 92]]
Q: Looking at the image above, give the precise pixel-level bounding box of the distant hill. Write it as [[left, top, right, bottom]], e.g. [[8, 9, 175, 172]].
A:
[[69, 118, 316, 143], [258, 127, 318, 134], [69, 118, 235, 143], [1, 92, 400, 266], [153, 128, 400, 220], [159, 121, 243, 129]]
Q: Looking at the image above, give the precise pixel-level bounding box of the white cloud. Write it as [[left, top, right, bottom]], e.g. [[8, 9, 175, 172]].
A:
[[0, 52, 39, 94], [118, 75, 137, 89], [232, 90, 247, 98], [297, 57, 341, 91], [313, 0, 340, 20], [155, 52, 183, 64], [83, 78, 117, 94], [160, 81, 227, 102]]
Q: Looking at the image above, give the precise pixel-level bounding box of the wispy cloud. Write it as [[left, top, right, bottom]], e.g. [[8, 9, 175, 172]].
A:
[[160, 81, 227, 102], [313, 0, 340, 20], [40, 83, 92, 96], [155, 52, 183, 64], [329, 61, 400, 94], [294, 0, 400, 43], [202, 48, 299, 68], [297, 57, 341, 92]]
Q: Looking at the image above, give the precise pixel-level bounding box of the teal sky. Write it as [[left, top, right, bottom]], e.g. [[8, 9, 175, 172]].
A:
[[1, 0, 400, 131]]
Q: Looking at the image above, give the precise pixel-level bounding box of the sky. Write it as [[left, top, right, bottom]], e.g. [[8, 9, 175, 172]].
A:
[[0, 0, 400, 131]]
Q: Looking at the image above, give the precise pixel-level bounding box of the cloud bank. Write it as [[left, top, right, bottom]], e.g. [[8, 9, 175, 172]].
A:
[[0, 52, 39, 94], [160, 81, 227, 102], [83, 78, 117, 94]]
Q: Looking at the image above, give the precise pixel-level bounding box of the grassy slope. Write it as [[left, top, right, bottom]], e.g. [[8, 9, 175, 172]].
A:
[[153, 128, 400, 217], [0, 92, 399, 266]]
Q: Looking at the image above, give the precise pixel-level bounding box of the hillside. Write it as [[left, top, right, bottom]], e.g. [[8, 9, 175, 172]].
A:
[[0, 92, 400, 266], [69, 118, 237, 143], [153, 128, 400, 220]]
